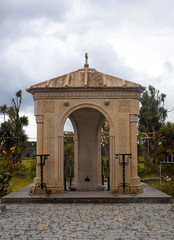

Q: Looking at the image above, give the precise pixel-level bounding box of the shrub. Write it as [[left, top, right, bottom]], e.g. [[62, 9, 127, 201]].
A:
[[160, 181, 174, 198], [138, 159, 157, 178], [0, 164, 11, 197]]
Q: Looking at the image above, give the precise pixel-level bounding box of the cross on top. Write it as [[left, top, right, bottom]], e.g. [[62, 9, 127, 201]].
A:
[[85, 53, 88, 64], [84, 53, 89, 68]]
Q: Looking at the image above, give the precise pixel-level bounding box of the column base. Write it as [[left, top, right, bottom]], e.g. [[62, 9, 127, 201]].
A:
[[130, 176, 141, 185], [71, 181, 104, 191], [30, 183, 64, 194], [33, 177, 41, 184]]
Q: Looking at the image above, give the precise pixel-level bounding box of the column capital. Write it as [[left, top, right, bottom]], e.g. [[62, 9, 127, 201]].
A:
[[109, 129, 115, 136], [35, 115, 44, 124], [130, 114, 138, 123]]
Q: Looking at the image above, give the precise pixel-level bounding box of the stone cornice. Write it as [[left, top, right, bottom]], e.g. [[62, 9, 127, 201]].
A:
[[27, 88, 143, 100]]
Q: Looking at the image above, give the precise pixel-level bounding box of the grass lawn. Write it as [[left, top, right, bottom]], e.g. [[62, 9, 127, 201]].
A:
[[146, 180, 174, 198], [7, 157, 36, 194], [8, 177, 33, 192], [138, 159, 174, 199]]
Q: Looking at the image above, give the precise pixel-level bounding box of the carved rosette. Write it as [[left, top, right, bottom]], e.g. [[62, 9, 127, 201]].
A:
[[104, 100, 110, 106]]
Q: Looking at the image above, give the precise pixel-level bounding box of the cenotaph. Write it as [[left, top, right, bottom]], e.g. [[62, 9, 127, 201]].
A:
[[27, 54, 145, 193]]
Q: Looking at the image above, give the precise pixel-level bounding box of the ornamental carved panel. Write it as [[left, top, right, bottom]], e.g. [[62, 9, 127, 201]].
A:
[[42, 101, 55, 113], [118, 100, 131, 113], [118, 118, 127, 153], [33, 91, 140, 100], [118, 118, 130, 183], [46, 118, 55, 179]]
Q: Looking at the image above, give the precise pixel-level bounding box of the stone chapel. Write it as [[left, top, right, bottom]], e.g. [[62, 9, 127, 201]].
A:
[[27, 54, 145, 194]]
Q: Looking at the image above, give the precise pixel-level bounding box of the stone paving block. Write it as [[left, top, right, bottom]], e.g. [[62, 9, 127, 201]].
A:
[[0, 203, 174, 239]]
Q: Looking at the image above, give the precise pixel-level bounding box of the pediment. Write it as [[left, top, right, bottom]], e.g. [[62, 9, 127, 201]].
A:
[[27, 67, 144, 92]]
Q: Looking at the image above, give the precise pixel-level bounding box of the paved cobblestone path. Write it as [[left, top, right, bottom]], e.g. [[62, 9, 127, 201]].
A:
[[0, 203, 174, 240]]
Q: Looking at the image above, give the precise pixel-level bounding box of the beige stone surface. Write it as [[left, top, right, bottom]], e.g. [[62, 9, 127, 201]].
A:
[[27, 58, 145, 193]]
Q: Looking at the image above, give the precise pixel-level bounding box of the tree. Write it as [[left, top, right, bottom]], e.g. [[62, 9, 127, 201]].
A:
[[153, 122, 174, 176], [0, 90, 28, 164], [101, 118, 109, 159], [0, 140, 12, 196], [139, 85, 167, 135], [0, 104, 8, 122], [101, 118, 110, 179], [155, 122, 174, 158], [64, 131, 74, 178]]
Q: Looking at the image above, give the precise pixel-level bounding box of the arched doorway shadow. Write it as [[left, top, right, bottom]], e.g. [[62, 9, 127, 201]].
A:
[[63, 107, 111, 191]]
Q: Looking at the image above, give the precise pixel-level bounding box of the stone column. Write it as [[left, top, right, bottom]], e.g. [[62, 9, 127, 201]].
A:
[[130, 114, 140, 185], [97, 135, 102, 184], [73, 135, 79, 183], [58, 135, 64, 192], [34, 115, 44, 184], [109, 135, 116, 192]]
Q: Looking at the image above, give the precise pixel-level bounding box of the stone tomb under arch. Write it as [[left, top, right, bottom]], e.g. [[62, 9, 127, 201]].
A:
[[27, 60, 145, 193]]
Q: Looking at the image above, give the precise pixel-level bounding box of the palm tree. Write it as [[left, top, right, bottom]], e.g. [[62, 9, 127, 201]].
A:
[[0, 104, 8, 122]]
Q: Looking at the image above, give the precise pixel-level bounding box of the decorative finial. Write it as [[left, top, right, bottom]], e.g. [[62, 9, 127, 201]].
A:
[[84, 53, 89, 68]]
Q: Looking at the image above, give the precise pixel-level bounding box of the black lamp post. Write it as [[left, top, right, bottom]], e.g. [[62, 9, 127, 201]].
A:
[[28, 154, 51, 197]]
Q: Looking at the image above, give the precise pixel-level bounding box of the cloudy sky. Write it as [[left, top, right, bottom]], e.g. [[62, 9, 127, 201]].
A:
[[0, 0, 174, 140]]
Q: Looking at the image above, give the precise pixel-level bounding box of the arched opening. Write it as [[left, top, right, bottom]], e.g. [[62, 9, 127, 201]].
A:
[[101, 118, 110, 190], [63, 107, 110, 191], [63, 118, 74, 190]]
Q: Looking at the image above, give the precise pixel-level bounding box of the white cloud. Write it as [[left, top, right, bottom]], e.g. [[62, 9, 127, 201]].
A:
[[64, 118, 73, 132], [1, 0, 174, 139], [23, 116, 73, 140], [23, 112, 36, 141]]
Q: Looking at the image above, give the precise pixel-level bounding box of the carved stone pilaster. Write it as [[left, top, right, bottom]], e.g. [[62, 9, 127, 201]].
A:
[[58, 136, 64, 188], [46, 118, 55, 179], [109, 136, 116, 191], [35, 115, 44, 179], [73, 137, 79, 183], [118, 118, 127, 153], [129, 114, 139, 181]]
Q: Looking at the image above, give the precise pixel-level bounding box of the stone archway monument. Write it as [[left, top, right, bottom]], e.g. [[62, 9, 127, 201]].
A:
[[27, 54, 145, 194]]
